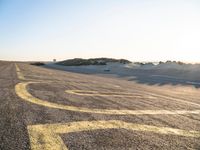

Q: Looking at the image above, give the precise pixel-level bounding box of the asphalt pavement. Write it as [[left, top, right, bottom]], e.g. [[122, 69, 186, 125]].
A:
[[1, 61, 200, 150]]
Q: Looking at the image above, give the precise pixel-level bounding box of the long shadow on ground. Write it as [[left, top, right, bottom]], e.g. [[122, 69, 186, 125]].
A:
[[44, 64, 200, 88]]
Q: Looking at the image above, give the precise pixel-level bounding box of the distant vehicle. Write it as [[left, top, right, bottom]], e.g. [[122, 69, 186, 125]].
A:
[[104, 69, 110, 72], [30, 62, 45, 66]]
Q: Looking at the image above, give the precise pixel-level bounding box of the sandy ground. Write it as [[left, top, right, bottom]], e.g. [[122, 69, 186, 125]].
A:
[[45, 62, 200, 88], [1, 61, 200, 150]]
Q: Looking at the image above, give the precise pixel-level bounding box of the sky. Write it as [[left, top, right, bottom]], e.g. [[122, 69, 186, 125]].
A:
[[0, 0, 200, 62]]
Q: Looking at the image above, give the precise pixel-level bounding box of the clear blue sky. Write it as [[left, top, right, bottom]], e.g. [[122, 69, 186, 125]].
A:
[[0, 0, 200, 62]]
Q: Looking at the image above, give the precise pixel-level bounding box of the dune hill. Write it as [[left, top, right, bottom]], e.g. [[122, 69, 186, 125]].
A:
[[56, 58, 131, 66], [45, 59, 200, 87]]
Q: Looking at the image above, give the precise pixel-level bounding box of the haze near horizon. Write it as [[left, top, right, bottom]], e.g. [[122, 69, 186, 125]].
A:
[[0, 0, 200, 62]]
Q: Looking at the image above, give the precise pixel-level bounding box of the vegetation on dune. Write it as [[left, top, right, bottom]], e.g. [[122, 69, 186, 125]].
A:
[[159, 61, 185, 65], [57, 58, 131, 66]]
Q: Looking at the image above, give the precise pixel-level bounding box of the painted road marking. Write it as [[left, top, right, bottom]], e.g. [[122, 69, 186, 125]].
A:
[[15, 64, 26, 80], [15, 64, 49, 82], [15, 64, 20, 72], [15, 64, 200, 150], [15, 63, 200, 108], [28, 120, 200, 150], [15, 82, 200, 115], [65, 89, 154, 98], [15, 63, 28, 81]]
